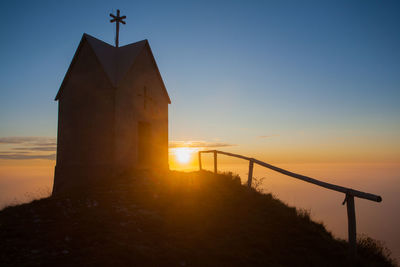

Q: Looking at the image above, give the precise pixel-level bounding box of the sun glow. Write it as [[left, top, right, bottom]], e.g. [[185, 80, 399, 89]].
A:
[[175, 147, 192, 163], [169, 146, 200, 171]]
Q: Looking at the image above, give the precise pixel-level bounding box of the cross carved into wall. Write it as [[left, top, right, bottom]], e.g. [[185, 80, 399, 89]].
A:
[[137, 87, 154, 110]]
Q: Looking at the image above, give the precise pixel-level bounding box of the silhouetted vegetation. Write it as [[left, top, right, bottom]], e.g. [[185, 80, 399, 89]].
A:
[[0, 171, 396, 266]]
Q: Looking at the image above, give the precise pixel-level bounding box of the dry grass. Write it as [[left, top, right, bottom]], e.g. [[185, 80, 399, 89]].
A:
[[0, 170, 395, 266]]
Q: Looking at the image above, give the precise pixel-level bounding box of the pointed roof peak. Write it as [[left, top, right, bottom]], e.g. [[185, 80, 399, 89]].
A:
[[83, 33, 114, 48], [82, 33, 147, 87], [83, 33, 147, 49], [56, 34, 170, 103]]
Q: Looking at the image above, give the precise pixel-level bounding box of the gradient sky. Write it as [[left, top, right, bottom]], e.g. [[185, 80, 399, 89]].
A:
[[1, 1, 400, 258], [0, 0, 399, 164]]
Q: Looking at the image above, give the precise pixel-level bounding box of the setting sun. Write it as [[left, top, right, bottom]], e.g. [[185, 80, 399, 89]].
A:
[[169, 144, 201, 171], [175, 147, 192, 163]]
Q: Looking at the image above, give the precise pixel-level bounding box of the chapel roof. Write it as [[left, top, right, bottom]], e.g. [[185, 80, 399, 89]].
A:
[[55, 33, 171, 103]]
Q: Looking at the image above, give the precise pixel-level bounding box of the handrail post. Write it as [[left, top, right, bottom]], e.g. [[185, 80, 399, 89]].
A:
[[198, 151, 202, 171], [346, 194, 357, 257], [195, 149, 381, 260], [213, 150, 217, 174], [247, 159, 254, 188]]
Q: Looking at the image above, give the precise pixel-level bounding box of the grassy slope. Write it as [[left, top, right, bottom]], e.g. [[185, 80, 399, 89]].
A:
[[0, 171, 395, 266]]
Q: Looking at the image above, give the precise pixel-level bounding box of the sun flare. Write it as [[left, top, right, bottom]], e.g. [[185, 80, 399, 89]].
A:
[[175, 147, 192, 164]]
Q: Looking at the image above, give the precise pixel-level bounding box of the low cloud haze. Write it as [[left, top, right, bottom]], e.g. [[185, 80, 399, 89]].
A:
[[0, 154, 56, 160], [169, 141, 234, 148], [0, 137, 56, 145], [258, 135, 279, 139], [0, 137, 234, 160], [13, 146, 57, 152], [0, 137, 56, 160]]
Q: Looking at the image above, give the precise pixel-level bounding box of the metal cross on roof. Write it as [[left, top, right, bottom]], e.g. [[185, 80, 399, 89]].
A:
[[109, 9, 126, 47]]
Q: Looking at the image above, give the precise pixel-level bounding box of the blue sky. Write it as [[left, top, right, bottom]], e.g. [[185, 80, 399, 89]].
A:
[[1, 0, 399, 162]]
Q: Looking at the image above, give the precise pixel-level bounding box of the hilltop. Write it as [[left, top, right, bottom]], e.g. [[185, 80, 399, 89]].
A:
[[0, 171, 395, 266]]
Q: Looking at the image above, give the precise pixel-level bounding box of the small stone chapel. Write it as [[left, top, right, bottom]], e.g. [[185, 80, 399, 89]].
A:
[[53, 12, 171, 194]]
